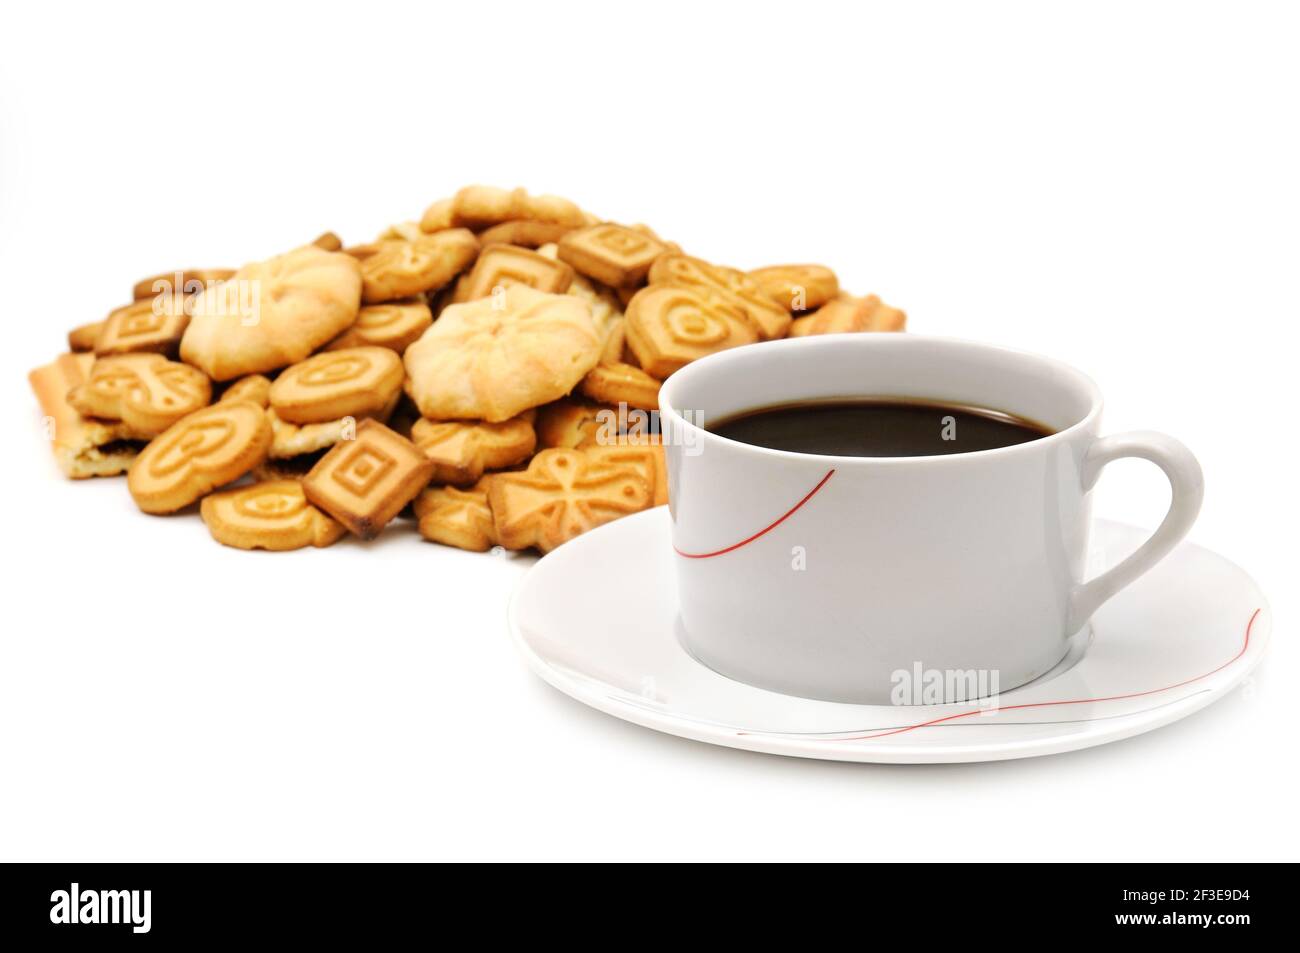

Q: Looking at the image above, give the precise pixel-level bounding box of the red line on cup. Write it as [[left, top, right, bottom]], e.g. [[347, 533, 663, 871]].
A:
[[673, 469, 836, 559], [810, 607, 1262, 742]]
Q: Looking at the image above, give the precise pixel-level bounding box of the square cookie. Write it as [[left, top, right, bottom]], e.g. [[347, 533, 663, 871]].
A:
[[303, 419, 433, 538]]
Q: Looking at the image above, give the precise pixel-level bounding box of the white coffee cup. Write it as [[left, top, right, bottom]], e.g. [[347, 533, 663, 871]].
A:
[[658, 335, 1203, 705]]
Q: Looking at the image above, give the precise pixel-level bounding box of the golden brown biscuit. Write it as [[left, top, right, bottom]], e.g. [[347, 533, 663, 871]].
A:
[[311, 231, 344, 252], [624, 286, 758, 378], [402, 285, 601, 423], [586, 439, 668, 507], [181, 245, 363, 381], [557, 223, 667, 288], [418, 197, 455, 233], [748, 264, 839, 313], [96, 295, 192, 357], [413, 481, 497, 551], [131, 268, 234, 302], [127, 401, 272, 514], [219, 374, 272, 408], [269, 347, 404, 425], [477, 220, 576, 248], [599, 318, 626, 365], [579, 361, 662, 410], [648, 254, 791, 340], [67, 321, 103, 353], [787, 294, 906, 336], [67, 353, 212, 438], [534, 399, 609, 449], [201, 480, 346, 551], [447, 186, 588, 230], [458, 244, 574, 301], [411, 415, 536, 486], [302, 419, 434, 539], [357, 229, 480, 304], [325, 298, 432, 354], [29, 353, 142, 478], [489, 448, 653, 552]]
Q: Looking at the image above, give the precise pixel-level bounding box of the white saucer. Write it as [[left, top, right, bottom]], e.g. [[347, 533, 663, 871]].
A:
[[509, 509, 1270, 763]]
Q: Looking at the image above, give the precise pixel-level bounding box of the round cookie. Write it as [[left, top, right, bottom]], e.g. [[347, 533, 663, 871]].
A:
[[180, 245, 362, 381], [269, 347, 404, 425], [128, 401, 272, 514], [403, 285, 602, 423], [201, 480, 345, 551]]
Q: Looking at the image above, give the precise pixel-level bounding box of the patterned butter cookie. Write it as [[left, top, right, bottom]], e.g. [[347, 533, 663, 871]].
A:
[[96, 295, 192, 357], [219, 374, 272, 408], [748, 264, 839, 313], [402, 285, 601, 422], [201, 480, 345, 551], [413, 480, 497, 552], [411, 414, 536, 486], [535, 399, 610, 449], [181, 245, 362, 381], [586, 439, 668, 507], [557, 222, 667, 289], [67, 321, 104, 352], [127, 400, 272, 514], [624, 285, 758, 378], [269, 347, 404, 425], [579, 361, 662, 411], [302, 419, 434, 539], [357, 229, 479, 304], [131, 268, 234, 302], [325, 298, 432, 354], [458, 243, 574, 301], [477, 220, 576, 249], [267, 389, 400, 459], [788, 294, 906, 337], [488, 448, 652, 552], [29, 353, 142, 479], [648, 253, 791, 340], [67, 353, 212, 438]]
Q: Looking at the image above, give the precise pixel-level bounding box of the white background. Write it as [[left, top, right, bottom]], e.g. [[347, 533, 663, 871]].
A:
[[1, 1, 1296, 861]]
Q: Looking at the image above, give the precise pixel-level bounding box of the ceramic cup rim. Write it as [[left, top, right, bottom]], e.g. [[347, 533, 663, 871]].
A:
[[657, 333, 1104, 467]]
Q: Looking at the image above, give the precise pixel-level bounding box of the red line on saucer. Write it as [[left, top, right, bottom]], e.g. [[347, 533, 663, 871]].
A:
[[806, 607, 1261, 742], [674, 469, 836, 559]]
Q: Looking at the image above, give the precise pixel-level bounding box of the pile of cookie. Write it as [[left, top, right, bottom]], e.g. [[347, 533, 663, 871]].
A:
[[29, 186, 906, 554]]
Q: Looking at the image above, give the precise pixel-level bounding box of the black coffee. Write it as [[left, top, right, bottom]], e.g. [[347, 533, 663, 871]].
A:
[[707, 398, 1053, 457]]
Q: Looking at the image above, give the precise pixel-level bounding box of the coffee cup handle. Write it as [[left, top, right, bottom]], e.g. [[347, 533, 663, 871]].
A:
[[1068, 431, 1205, 630]]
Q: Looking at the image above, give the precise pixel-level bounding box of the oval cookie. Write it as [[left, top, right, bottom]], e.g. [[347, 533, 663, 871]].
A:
[[269, 347, 404, 425]]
